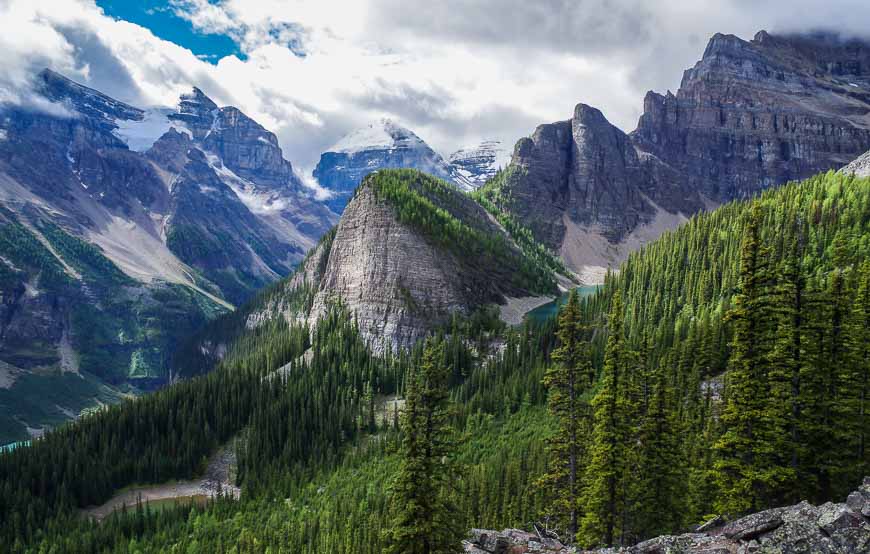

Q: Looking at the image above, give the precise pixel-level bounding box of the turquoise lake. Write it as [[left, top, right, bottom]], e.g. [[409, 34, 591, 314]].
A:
[[0, 440, 30, 455], [525, 285, 600, 323]]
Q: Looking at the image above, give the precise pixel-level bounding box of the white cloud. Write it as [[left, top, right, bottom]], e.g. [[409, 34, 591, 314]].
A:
[[2, 0, 870, 175]]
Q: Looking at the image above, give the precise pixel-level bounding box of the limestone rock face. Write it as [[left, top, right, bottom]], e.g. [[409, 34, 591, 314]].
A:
[[309, 185, 469, 351], [302, 170, 553, 352], [634, 31, 870, 201], [495, 31, 870, 278]]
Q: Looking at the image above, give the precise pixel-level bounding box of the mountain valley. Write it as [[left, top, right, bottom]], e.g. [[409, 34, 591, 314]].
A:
[[0, 18, 869, 554]]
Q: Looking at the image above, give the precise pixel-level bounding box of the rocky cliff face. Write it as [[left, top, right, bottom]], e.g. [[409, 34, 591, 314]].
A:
[[490, 31, 870, 282], [312, 119, 486, 214], [273, 169, 562, 352], [465, 477, 870, 553], [634, 30, 870, 200], [840, 148, 870, 177], [0, 69, 336, 442]]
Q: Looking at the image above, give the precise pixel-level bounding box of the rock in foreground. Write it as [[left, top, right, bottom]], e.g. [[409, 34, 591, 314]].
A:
[[464, 477, 870, 553]]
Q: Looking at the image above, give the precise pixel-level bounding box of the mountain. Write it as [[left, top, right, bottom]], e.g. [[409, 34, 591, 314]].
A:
[[246, 168, 565, 352], [312, 119, 488, 213], [480, 30, 870, 283], [0, 69, 336, 442], [448, 140, 508, 189], [3, 165, 867, 553]]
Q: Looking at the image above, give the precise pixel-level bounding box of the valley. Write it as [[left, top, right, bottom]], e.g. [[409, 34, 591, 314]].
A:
[[0, 10, 869, 554]]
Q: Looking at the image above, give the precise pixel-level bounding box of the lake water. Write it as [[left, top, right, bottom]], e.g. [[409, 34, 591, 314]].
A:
[[0, 440, 30, 455], [525, 285, 600, 323]]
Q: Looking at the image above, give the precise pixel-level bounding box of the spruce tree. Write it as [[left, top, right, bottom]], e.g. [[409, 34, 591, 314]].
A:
[[846, 261, 870, 478], [714, 204, 783, 515], [539, 290, 593, 537], [765, 238, 804, 504], [579, 292, 631, 548], [633, 356, 683, 539], [386, 338, 462, 554]]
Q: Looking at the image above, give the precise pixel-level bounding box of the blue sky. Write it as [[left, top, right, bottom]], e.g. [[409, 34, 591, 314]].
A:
[[95, 1, 244, 61]]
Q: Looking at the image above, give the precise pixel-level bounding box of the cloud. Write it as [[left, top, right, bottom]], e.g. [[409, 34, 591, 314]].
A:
[[3, 0, 870, 174], [297, 170, 333, 201]]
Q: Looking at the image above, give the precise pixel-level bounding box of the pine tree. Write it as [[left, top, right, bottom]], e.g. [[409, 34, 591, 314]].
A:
[[764, 235, 804, 504], [579, 292, 631, 548], [539, 290, 593, 537], [386, 338, 463, 554]]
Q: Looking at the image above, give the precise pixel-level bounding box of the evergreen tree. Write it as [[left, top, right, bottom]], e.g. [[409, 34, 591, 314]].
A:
[[845, 261, 870, 478], [579, 292, 631, 548], [386, 338, 463, 554], [765, 234, 804, 504], [632, 355, 683, 539], [714, 204, 787, 515], [538, 290, 593, 537]]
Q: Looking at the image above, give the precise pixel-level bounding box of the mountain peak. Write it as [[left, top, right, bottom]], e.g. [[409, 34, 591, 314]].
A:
[[36, 68, 143, 124], [329, 118, 424, 154], [177, 86, 218, 116], [448, 140, 508, 188]]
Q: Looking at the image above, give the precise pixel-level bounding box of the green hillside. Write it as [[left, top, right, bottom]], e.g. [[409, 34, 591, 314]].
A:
[[368, 168, 562, 295], [0, 209, 226, 443]]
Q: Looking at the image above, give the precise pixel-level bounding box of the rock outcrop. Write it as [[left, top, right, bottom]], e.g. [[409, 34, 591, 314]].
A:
[[840, 148, 870, 178], [464, 477, 870, 553], [299, 169, 560, 352], [492, 31, 870, 281]]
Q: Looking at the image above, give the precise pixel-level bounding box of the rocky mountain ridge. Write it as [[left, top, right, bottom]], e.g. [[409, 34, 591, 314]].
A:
[[465, 477, 870, 553], [248, 169, 565, 352], [841, 149, 870, 177], [0, 69, 336, 442], [448, 140, 508, 189], [486, 30, 870, 282]]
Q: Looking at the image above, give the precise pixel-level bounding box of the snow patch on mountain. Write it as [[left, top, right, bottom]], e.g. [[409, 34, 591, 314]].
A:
[[113, 109, 192, 152], [330, 118, 426, 154], [448, 140, 507, 188], [205, 153, 290, 215]]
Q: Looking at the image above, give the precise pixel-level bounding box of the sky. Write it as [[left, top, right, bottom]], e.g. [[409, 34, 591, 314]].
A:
[[2, 0, 870, 174]]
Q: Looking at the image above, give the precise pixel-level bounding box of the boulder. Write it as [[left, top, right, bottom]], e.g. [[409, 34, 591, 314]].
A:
[[465, 477, 870, 554]]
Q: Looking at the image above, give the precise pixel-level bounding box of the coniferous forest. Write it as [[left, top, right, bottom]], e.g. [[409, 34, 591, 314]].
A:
[[0, 169, 868, 552]]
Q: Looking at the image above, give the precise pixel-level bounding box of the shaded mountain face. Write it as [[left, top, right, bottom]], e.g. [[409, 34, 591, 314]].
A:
[[312, 119, 491, 213], [247, 169, 561, 353], [0, 70, 335, 442], [485, 31, 870, 282]]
